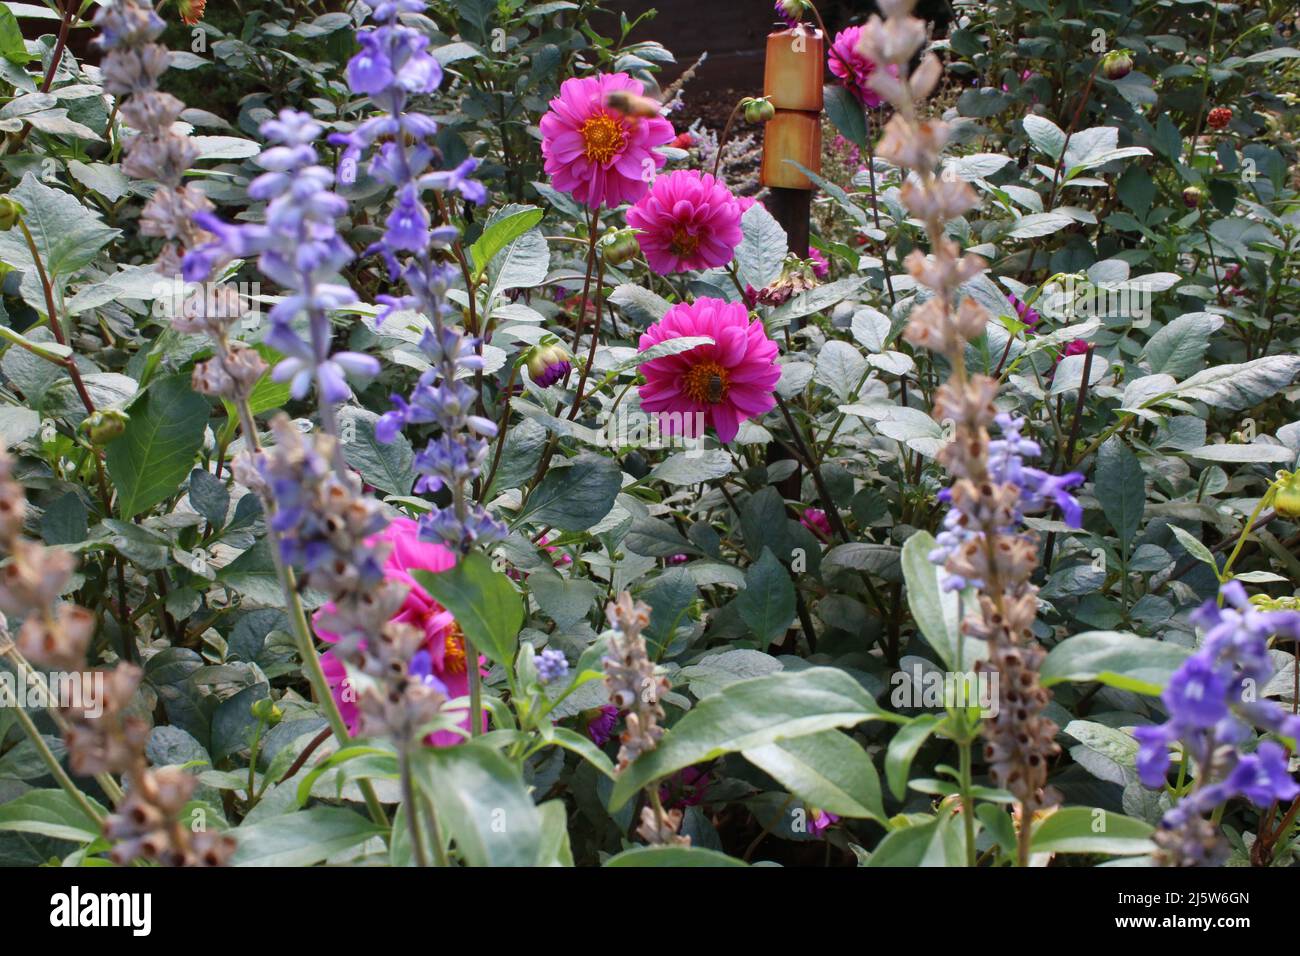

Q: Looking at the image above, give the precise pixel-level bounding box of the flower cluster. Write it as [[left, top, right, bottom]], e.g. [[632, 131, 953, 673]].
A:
[[95, 0, 211, 276], [238, 416, 388, 616], [184, 111, 376, 411], [1133, 582, 1300, 866], [860, 0, 1061, 833], [637, 297, 781, 444], [335, 0, 502, 554], [0, 452, 233, 866]]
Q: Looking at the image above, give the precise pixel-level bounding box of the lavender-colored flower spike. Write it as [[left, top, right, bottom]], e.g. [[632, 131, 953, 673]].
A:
[[1133, 583, 1300, 866], [183, 110, 378, 417], [333, 0, 501, 553]]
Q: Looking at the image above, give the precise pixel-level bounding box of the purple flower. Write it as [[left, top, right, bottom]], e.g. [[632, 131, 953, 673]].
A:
[[332, 1, 499, 553], [808, 807, 840, 836], [1136, 583, 1300, 860], [1162, 655, 1230, 730], [536, 648, 569, 684], [930, 414, 1083, 590], [659, 766, 711, 810], [1226, 742, 1300, 806], [584, 705, 619, 746], [182, 110, 368, 411], [1133, 723, 1176, 788], [1007, 292, 1040, 327]]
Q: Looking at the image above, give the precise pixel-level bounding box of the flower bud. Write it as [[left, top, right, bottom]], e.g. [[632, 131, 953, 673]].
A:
[[1101, 50, 1133, 80], [743, 96, 776, 124], [525, 341, 572, 389], [1274, 471, 1300, 518], [79, 409, 129, 446], [601, 229, 641, 266], [1182, 185, 1202, 209], [0, 197, 24, 231], [250, 697, 283, 726]]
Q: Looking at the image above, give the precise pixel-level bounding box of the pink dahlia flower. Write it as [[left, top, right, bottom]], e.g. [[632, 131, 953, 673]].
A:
[[626, 170, 744, 274], [316, 517, 485, 746], [637, 297, 781, 444], [808, 246, 829, 279], [828, 26, 896, 108], [801, 507, 833, 539], [540, 72, 674, 209]]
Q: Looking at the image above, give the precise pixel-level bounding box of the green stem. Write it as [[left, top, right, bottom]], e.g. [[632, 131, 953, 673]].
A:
[[1220, 486, 1276, 589], [1, 646, 105, 823]]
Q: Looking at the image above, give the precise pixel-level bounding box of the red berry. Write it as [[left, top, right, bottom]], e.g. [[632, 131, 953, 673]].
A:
[[1207, 107, 1232, 130]]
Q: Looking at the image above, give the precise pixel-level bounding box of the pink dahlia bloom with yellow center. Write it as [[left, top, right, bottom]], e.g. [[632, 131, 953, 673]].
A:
[[540, 73, 674, 209], [316, 517, 484, 746], [625, 170, 744, 274], [828, 25, 895, 108], [637, 298, 781, 444]]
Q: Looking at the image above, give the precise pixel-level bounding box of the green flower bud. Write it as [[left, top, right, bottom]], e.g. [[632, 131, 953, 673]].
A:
[[743, 96, 776, 124], [250, 698, 283, 726], [0, 197, 24, 231], [78, 409, 129, 446], [604, 232, 641, 266], [1274, 471, 1300, 518]]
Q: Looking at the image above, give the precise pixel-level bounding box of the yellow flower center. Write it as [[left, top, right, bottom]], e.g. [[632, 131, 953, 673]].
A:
[[682, 361, 730, 404], [581, 113, 628, 165], [443, 625, 467, 675], [669, 226, 700, 257]]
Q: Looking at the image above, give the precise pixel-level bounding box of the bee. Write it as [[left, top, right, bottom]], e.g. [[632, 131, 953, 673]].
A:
[[705, 373, 726, 403], [604, 90, 665, 118]]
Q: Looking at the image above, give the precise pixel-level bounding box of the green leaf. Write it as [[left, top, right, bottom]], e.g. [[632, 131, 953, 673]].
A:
[[604, 845, 747, 867], [514, 453, 621, 531], [865, 812, 968, 866], [823, 83, 867, 147], [1169, 525, 1217, 570], [1030, 806, 1154, 856], [231, 807, 384, 866], [1096, 438, 1144, 549], [338, 405, 414, 496], [901, 531, 982, 670], [415, 742, 543, 866], [0, 3, 34, 64], [536, 799, 575, 866], [1041, 630, 1192, 695], [743, 730, 885, 821], [469, 204, 543, 281], [1169, 356, 1300, 411], [885, 714, 942, 801], [735, 201, 788, 290], [1022, 114, 1066, 160], [0, 175, 119, 284], [413, 551, 523, 667], [609, 667, 888, 810], [188, 467, 229, 529], [0, 789, 105, 843], [105, 375, 210, 519], [735, 547, 796, 645], [647, 449, 734, 486], [1142, 312, 1222, 377]]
